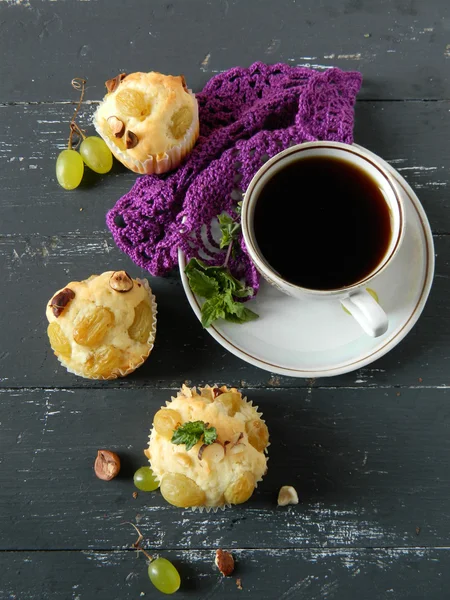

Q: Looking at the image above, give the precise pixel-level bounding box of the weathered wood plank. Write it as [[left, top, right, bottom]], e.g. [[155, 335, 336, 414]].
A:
[[1, 548, 449, 600], [1, 0, 450, 103], [0, 232, 447, 389], [0, 101, 449, 236], [1, 387, 449, 551]]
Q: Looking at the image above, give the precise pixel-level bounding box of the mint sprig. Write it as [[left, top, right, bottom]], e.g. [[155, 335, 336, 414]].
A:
[[171, 421, 218, 451], [185, 258, 259, 328], [218, 212, 241, 249]]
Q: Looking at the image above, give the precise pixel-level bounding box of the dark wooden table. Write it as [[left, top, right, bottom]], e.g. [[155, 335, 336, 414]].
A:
[[1, 1, 449, 598]]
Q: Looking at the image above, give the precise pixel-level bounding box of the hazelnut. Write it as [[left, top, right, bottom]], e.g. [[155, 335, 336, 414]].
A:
[[50, 287, 75, 317], [215, 549, 234, 577], [277, 485, 299, 507], [125, 130, 138, 149], [94, 449, 121, 481], [107, 116, 125, 138], [109, 270, 133, 293], [105, 73, 127, 93]]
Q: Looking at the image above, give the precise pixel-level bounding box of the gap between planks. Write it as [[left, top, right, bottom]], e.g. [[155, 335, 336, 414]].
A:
[[0, 385, 448, 392], [1, 546, 450, 553], [0, 98, 449, 108]]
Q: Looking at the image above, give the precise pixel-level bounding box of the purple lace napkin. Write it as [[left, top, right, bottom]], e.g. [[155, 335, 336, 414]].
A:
[[107, 62, 362, 294]]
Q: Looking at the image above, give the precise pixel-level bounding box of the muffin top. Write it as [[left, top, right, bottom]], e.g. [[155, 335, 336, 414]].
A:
[[147, 385, 269, 508], [46, 271, 156, 379], [94, 71, 198, 161]]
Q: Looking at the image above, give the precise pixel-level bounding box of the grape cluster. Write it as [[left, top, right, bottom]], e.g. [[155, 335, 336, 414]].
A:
[[56, 78, 113, 190], [56, 137, 113, 190]]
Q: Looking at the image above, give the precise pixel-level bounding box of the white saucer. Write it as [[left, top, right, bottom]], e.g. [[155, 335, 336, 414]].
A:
[[178, 148, 435, 378]]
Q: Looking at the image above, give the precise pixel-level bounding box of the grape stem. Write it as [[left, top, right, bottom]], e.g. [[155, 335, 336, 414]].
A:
[[121, 521, 154, 562], [68, 77, 86, 150], [69, 122, 86, 149]]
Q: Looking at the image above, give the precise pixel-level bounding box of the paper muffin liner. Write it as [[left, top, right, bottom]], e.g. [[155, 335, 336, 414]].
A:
[[147, 384, 268, 512], [93, 90, 199, 175], [56, 277, 157, 380]]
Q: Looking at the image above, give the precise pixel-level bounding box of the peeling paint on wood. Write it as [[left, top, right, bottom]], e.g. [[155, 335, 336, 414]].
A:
[[1, 1, 450, 599]]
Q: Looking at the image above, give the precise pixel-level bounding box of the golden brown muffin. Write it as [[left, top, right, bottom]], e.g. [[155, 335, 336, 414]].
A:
[[147, 385, 269, 510], [46, 271, 157, 379], [93, 71, 199, 174]]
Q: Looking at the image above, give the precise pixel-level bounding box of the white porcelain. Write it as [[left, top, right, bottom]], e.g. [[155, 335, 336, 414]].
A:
[[242, 141, 405, 337], [178, 146, 434, 378]]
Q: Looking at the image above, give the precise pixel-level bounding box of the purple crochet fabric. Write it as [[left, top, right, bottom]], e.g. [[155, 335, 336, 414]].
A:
[[107, 62, 362, 294]]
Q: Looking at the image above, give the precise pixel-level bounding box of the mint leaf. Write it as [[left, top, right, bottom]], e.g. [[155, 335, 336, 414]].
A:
[[201, 295, 226, 328], [185, 267, 219, 298], [218, 271, 254, 298], [218, 212, 241, 249], [233, 286, 255, 298], [236, 201, 243, 215], [231, 305, 259, 323], [224, 292, 259, 324], [216, 270, 240, 292], [203, 426, 218, 445], [185, 258, 258, 328], [171, 421, 217, 451], [222, 289, 237, 313], [185, 257, 209, 274]]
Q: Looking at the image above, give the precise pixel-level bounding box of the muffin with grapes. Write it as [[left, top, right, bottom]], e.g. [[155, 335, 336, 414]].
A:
[[146, 385, 269, 510], [46, 271, 157, 379], [94, 71, 199, 175]]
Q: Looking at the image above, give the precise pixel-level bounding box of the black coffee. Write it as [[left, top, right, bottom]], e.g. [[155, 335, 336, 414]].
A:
[[253, 156, 392, 290]]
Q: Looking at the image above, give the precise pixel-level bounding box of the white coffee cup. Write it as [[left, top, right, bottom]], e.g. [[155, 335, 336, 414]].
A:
[[241, 141, 405, 338]]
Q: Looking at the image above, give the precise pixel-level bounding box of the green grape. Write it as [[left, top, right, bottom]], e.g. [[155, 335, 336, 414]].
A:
[[148, 557, 181, 595], [134, 466, 159, 491], [56, 149, 84, 190], [79, 136, 113, 174]]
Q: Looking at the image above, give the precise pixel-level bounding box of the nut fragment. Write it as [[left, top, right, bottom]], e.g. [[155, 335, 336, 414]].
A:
[[94, 449, 121, 481], [107, 116, 125, 138], [105, 72, 127, 93], [277, 485, 299, 506], [215, 549, 234, 577], [198, 441, 225, 463], [109, 270, 133, 293], [50, 288, 75, 317], [125, 130, 138, 149]]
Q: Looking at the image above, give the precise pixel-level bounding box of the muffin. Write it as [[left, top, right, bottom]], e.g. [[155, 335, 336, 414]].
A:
[[46, 271, 157, 379], [147, 385, 269, 510], [93, 71, 199, 175]]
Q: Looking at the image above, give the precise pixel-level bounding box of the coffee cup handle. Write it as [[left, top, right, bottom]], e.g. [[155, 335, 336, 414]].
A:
[[340, 290, 388, 338]]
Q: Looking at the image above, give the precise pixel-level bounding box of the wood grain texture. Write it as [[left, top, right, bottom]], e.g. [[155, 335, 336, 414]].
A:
[[1, 387, 449, 551], [0, 232, 447, 389], [2, 548, 450, 600], [0, 0, 450, 103], [1, 0, 450, 597], [0, 101, 450, 235]]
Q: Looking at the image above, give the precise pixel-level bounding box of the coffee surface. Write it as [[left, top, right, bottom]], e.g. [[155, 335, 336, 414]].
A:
[[253, 156, 392, 290]]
